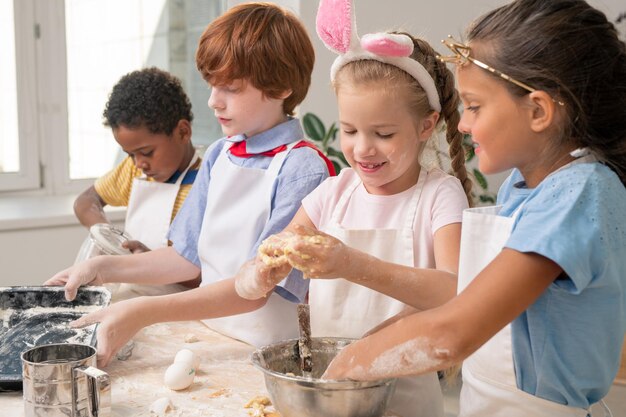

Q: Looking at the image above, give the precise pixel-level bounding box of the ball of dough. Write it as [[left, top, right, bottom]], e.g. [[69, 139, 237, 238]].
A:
[[164, 362, 195, 390]]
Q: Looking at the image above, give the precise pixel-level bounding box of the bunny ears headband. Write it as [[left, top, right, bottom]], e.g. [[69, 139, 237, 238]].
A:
[[316, 0, 441, 112]]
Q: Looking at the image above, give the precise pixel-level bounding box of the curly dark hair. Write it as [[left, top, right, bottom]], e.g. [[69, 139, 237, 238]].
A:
[[103, 67, 193, 135]]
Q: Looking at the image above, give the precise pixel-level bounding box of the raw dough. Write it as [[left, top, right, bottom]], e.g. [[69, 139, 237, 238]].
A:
[[258, 234, 325, 266], [244, 396, 281, 417]]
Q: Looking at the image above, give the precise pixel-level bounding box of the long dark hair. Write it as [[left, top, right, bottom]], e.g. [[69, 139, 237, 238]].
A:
[[467, 0, 626, 185]]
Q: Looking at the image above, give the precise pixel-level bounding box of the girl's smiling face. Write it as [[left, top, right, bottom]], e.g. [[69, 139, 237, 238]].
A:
[[456, 59, 542, 177], [337, 83, 437, 195]]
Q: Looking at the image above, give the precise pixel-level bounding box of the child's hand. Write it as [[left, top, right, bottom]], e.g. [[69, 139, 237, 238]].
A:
[[257, 231, 294, 267], [284, 224, 348, 279], [234, 257, 292, 300], [44, 259, 106, 301], [322, 340, 370, 381], [70, 299, 145, 368], [122, 240, 151, 254]]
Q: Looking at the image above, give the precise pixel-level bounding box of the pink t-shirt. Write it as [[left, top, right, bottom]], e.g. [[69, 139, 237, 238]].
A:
[[302, 168, 469, 268]]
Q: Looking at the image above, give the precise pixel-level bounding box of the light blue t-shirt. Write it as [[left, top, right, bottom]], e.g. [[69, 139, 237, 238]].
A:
[[497, 161, 626, 408], [168, 118, 330, 303]]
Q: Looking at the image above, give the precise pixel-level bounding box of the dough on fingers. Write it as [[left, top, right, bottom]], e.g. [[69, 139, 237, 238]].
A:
[[259, 234, 326, 266]]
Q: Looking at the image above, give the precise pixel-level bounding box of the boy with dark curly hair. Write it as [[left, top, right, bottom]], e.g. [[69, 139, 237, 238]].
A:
[[74, 67, 201, 298], [74, 67, 200, 253]]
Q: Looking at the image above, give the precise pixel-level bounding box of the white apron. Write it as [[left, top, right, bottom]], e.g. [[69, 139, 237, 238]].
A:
[[112, 153, 199, 301], [198, 141, 300, 347], [309, 170, 444, 417], [125, 152, 199, 249], [457, 153, 607, 417]]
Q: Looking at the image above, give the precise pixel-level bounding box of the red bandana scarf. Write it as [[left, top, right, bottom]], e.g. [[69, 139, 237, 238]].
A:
[[229, 140, 337, 176]]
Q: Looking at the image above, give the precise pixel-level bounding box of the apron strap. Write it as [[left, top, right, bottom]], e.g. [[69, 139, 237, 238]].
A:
[[329, 168, 428, 230], [265, 141, 299, 178], [596, 400, 613, 417], [402, 168, 427, 231], [329, 177, 361, 227], [172, 151, 200, 186], [223, 139, 299, 198]]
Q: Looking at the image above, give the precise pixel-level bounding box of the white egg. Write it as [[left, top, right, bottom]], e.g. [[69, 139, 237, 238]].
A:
[[163, 362, 195, 390], [174, 348, 200, 370]]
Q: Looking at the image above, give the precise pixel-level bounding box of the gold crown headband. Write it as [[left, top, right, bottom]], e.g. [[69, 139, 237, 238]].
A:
[[438, 36, 564, 107]]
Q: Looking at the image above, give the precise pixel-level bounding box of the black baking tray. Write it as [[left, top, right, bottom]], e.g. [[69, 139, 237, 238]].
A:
[[0, 286, 110, 391]]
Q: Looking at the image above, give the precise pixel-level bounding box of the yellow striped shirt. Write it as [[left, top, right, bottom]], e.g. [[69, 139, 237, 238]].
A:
[[94, 156, 202, 222]]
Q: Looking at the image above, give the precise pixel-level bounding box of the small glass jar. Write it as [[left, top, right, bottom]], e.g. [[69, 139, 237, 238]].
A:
[[74, 223, 132, 264]]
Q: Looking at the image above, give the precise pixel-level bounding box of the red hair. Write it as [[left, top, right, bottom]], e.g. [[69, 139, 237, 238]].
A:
[[195, 2, 315, 116]]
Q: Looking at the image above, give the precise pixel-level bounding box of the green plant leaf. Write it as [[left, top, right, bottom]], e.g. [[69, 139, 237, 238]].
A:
[[324, 123, 338, 149], [462, 134, 475, 162], [465, 145, 475, 162], [337, 152, 348, 167], [479, 194, 496, 204], [303, 113, 326, 143], [332, 160, 342, 175], [326, 147, 344, 159], [472, 168, 488, 190]]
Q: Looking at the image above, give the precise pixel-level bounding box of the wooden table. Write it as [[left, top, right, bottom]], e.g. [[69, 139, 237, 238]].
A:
[[1, 319, 401, 416], [1, 320, 269, 417]]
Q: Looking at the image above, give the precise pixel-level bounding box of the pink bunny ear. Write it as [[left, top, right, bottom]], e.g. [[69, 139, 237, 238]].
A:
[[361, 33, 414, 57], [316, 0, 356, 54]]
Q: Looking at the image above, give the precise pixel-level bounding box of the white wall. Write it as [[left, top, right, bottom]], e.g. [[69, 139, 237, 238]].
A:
[[0, 198, 124, 286]]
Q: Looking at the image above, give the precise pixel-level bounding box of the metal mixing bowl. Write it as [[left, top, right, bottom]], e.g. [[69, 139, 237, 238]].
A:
[[252, 337, 397, 417]]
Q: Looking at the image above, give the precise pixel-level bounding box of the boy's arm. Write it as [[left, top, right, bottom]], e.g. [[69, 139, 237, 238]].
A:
[[45, 246, 200, 301], [71, 275, 269, 367], [74, 185, 109, 227]]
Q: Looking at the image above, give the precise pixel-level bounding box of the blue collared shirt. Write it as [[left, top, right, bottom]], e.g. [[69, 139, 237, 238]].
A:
[[168, 118, 329, 302]]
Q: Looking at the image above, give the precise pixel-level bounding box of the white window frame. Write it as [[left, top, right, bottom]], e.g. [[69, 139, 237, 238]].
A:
[[1, 0, 91, 195], [36, 0, 93, 195], [0, 0, 40, 191], [2, 0, 226, 196]]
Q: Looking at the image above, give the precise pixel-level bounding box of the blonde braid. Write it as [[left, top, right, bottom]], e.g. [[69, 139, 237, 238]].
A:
[[414, 39, 473, 206]]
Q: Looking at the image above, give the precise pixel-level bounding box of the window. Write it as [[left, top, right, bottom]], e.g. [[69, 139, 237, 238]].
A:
[[0, 0, 19, 175], [0, 0, 224, 194], [0, 0, 39, 191]]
